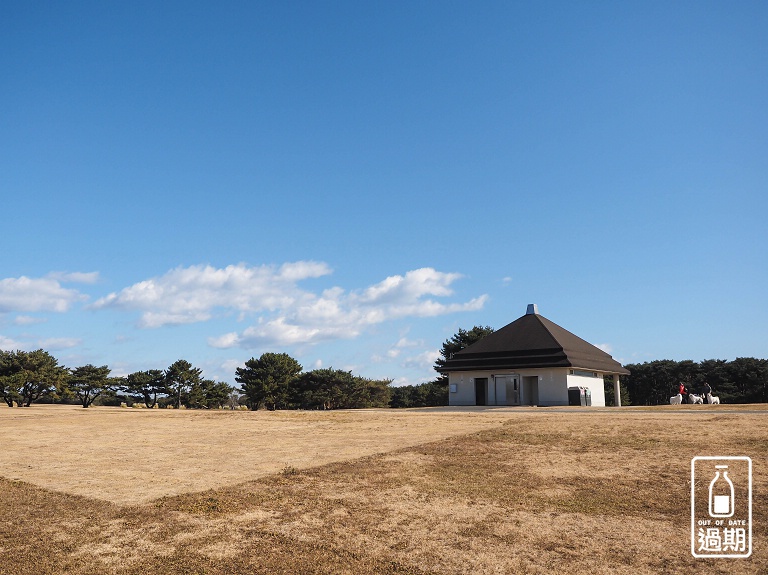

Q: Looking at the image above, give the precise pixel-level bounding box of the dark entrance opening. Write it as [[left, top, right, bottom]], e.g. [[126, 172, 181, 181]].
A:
[[475, 378, 487, 406], [523, 376, 539, 406]]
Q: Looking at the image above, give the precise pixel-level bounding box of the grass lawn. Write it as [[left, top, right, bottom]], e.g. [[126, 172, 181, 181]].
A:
[[1, 404, 766, 574]]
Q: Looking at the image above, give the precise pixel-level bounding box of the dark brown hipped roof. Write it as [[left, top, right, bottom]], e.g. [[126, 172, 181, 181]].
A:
[[437, 309, 630, 375]]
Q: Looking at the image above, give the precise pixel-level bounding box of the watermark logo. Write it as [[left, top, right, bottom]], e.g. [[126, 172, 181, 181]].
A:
[[691, 456, 752, 558]]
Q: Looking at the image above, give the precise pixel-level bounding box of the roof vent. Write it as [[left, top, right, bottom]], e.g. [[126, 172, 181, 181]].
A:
[[526, 303, 539, 315]]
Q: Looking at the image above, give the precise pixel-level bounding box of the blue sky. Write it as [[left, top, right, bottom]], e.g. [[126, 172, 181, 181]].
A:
[[1, 1, 766, 385]]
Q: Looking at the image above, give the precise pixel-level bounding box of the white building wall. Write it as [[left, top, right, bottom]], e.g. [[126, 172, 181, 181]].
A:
[[566, 374, 606, 407], [448, 371, 487, 406], [448, 368, 570, 406], [529, 369, 568, 406]]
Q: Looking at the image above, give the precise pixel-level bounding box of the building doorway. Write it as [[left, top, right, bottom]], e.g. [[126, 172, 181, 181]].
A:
[[523, 376, 539, 406], [493, 374, 520, 405], [475, 378, 487, 406]]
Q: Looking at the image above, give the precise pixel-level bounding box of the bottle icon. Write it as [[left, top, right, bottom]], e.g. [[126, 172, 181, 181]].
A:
[[709, 465, 735, 518]]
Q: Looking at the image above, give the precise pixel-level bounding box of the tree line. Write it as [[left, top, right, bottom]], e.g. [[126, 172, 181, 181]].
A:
[[4, 334, 766, 410], [235, 353, 391, 410], [0, 349, 391, 410], [622, 358, 768, 405], [0, 350, 234, 409]]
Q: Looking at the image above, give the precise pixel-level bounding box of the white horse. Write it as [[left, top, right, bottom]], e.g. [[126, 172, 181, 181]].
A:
[[670, 393, 683, 405], [689, 393, 704, 404], [707, 393, 720, 405]]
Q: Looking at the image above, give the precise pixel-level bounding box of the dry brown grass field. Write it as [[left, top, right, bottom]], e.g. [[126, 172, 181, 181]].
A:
[[1, 404, 766, 574]]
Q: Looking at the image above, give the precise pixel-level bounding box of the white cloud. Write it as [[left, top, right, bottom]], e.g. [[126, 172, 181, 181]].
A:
[[395, 337, 424, 348], [220, 358, 244, 375], [0, 334, 25, 350], [0, 275, 89, 313], [378, 337, 424, 360], [233, 317, 356, 347], [277, 261, 332, 282], [357, 268, 460, 305], [208, 332, 241, 349], [402, 349, 441, 371], [93, 262, 488, 350], [595, 343, 613, 354], [93, 261, 333, 328], [106, 363, 132, 378], [390, 373, 435, 387], [212, 267, 487, 350], [48, 271, 100, 284], [0, 335, 81, 352], [37, 337, 81, 350], [14, 315, 47, 326]]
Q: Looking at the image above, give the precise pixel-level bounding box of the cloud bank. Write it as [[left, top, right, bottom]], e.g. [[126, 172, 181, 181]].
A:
[[93, 262, 487, 348], [93, 262, 332, 328], [213, 266, 487, 348], [0, 274, 93, 313]]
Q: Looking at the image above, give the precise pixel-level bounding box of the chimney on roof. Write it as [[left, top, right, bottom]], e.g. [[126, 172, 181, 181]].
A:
[[526, 303, 539, 315]]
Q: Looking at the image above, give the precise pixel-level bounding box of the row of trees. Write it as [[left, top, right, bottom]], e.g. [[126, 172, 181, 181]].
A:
[[0, 349, 392, 410], [1, 328, 490, 410], [623, 358, 768, 405], [0, 349, 70, 407], [5, 334, 766, 410], [0, 350, 234, 409], [235, 353, 391, 410], [127, 360, 233, 409]]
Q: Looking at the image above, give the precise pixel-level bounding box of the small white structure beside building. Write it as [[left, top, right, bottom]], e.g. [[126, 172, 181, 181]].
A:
[[439, 304, 630, 407]]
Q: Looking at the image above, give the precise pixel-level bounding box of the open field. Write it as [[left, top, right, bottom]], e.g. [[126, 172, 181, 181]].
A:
[[0, 405, 515, 503], [2, 404, 767, 574]]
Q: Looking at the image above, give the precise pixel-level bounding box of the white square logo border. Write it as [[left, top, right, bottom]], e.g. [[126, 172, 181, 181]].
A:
[[691, 456, 752, 559]]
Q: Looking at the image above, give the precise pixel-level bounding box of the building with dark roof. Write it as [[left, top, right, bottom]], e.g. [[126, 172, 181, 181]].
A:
[[438, 304, 629, 407]]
